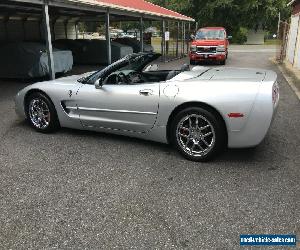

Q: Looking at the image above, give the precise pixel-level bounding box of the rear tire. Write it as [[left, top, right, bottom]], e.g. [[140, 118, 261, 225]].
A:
[[170, 107, 226, 162], [25, 92, 60, 133], [190, 60, 196, 65]]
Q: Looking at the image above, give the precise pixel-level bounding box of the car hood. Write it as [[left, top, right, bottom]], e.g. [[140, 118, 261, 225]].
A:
[[54, 71, 96, 84], [20, 71, 96, 93], [192, 39, 225, 46]]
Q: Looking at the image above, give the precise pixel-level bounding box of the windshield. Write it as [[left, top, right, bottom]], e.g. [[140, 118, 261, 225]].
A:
[[195, 29, 225, 40], [82, 53, 161, 84], [83, 56, 129, 84], [118, 54, 152, 71]]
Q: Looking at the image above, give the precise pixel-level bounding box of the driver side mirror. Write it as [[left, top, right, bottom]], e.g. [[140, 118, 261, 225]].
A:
[[190, 34, 195, 40], [227, 35, 232, 40], [95, 78, 103, 89]]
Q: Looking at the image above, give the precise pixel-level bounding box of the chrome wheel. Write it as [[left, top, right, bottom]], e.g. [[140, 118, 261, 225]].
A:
[[176, 114, 216, 157], [28, 98, 51, 129]]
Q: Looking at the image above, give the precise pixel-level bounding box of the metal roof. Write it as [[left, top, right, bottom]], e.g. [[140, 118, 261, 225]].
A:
[[2, 0, 194, 21], [64, 0, 194, 21]]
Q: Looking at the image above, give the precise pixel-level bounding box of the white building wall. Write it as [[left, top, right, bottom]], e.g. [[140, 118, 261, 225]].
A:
[[54, 21, 66, 39], [296, 39, 300, 70], [286, 15, 299, 64], [54, 20, 76, 40], [0, 18, 76, 42], [294, 16, 300, 70], [66, 22, 76, 39]]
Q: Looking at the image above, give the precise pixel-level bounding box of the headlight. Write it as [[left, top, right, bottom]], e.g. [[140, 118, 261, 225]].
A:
[[190, 45, 197, 52], [216, 45, 225, 52]]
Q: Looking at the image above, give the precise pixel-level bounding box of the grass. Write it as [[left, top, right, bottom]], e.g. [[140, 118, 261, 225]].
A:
[[264, 39, 281, 45]]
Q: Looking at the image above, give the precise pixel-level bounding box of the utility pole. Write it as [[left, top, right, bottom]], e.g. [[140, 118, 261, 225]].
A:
[[277, 12, 281, 38], [43, 1, 55, 80]]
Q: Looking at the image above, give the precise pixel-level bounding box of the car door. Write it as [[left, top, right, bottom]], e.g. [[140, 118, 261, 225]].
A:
[[76, 82, 160, 133]]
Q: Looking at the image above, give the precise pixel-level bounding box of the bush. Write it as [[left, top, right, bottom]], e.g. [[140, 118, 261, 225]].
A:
[[232, 27, 248, 44]]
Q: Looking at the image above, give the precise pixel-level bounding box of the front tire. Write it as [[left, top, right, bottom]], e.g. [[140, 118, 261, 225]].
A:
[[25, 92, 60, 133], [220, 59, 226, 65], [170, 107, 226, 162]]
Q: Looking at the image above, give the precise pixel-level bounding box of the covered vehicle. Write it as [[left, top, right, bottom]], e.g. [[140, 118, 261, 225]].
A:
[[113, 38, 154, 53], [15, 53, 279, 162], [0, 42, 73, 78], [53, 39, 133, 64], [190, 27, 230, 65]]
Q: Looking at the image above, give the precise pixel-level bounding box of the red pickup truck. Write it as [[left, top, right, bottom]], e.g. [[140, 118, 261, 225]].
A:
[[189, 27, 231, 65]]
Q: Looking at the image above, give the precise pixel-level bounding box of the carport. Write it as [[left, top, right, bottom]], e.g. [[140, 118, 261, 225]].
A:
[[0, 0, 194, 80]]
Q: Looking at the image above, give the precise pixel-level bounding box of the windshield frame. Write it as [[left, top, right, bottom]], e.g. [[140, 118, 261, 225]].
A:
[[81, 52, 161, 85]]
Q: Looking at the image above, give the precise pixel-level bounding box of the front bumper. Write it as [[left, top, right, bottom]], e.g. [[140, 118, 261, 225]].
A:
[[190, 52, 226, 61]]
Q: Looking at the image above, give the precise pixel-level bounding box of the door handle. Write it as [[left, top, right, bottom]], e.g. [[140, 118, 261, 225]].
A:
[[139, 89, 153, 96]]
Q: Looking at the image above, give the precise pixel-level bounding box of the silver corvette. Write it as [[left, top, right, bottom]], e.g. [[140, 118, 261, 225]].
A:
[[15, 53, 279, 161]]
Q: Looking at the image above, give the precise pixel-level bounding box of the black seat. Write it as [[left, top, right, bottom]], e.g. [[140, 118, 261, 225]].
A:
[[166, 64, 190, 80], [180, 64, 190, 71], [166, 70, 179, 80]]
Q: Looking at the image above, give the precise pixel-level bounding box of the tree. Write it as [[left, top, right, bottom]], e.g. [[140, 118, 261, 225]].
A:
[[148, 0, 290, 37]]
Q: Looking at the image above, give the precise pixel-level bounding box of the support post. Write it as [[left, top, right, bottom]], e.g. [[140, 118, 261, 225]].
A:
[[3, 16, 9, 41], [182, 21, 185, 56], [166, 21, 169, 56], [176, 21, 179, 58], [161, 19, 166, 62], [277, 12, 281, 38], [64, 20, 68, 39], [38, 18, 43, 41], [105, 9, 111, 65], [22, 17, 27, 41], [75, 21, 79, 39], [43, 2, 55, 80], [140, 16, 144, 52], [51, 18, 57, 41], [187, 22, 191, 54]]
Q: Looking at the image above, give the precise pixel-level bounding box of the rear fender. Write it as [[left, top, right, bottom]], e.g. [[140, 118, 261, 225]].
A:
[[157, 79, 261, 133]]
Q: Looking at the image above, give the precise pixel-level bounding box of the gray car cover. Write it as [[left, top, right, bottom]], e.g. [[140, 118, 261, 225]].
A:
[[113, 38, 154, 53], [0, 42, 73, 78], [53, 39, 133, 64]]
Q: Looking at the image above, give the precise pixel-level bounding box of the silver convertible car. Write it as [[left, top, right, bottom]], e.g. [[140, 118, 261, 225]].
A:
[[15, 53, 279, 161]]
